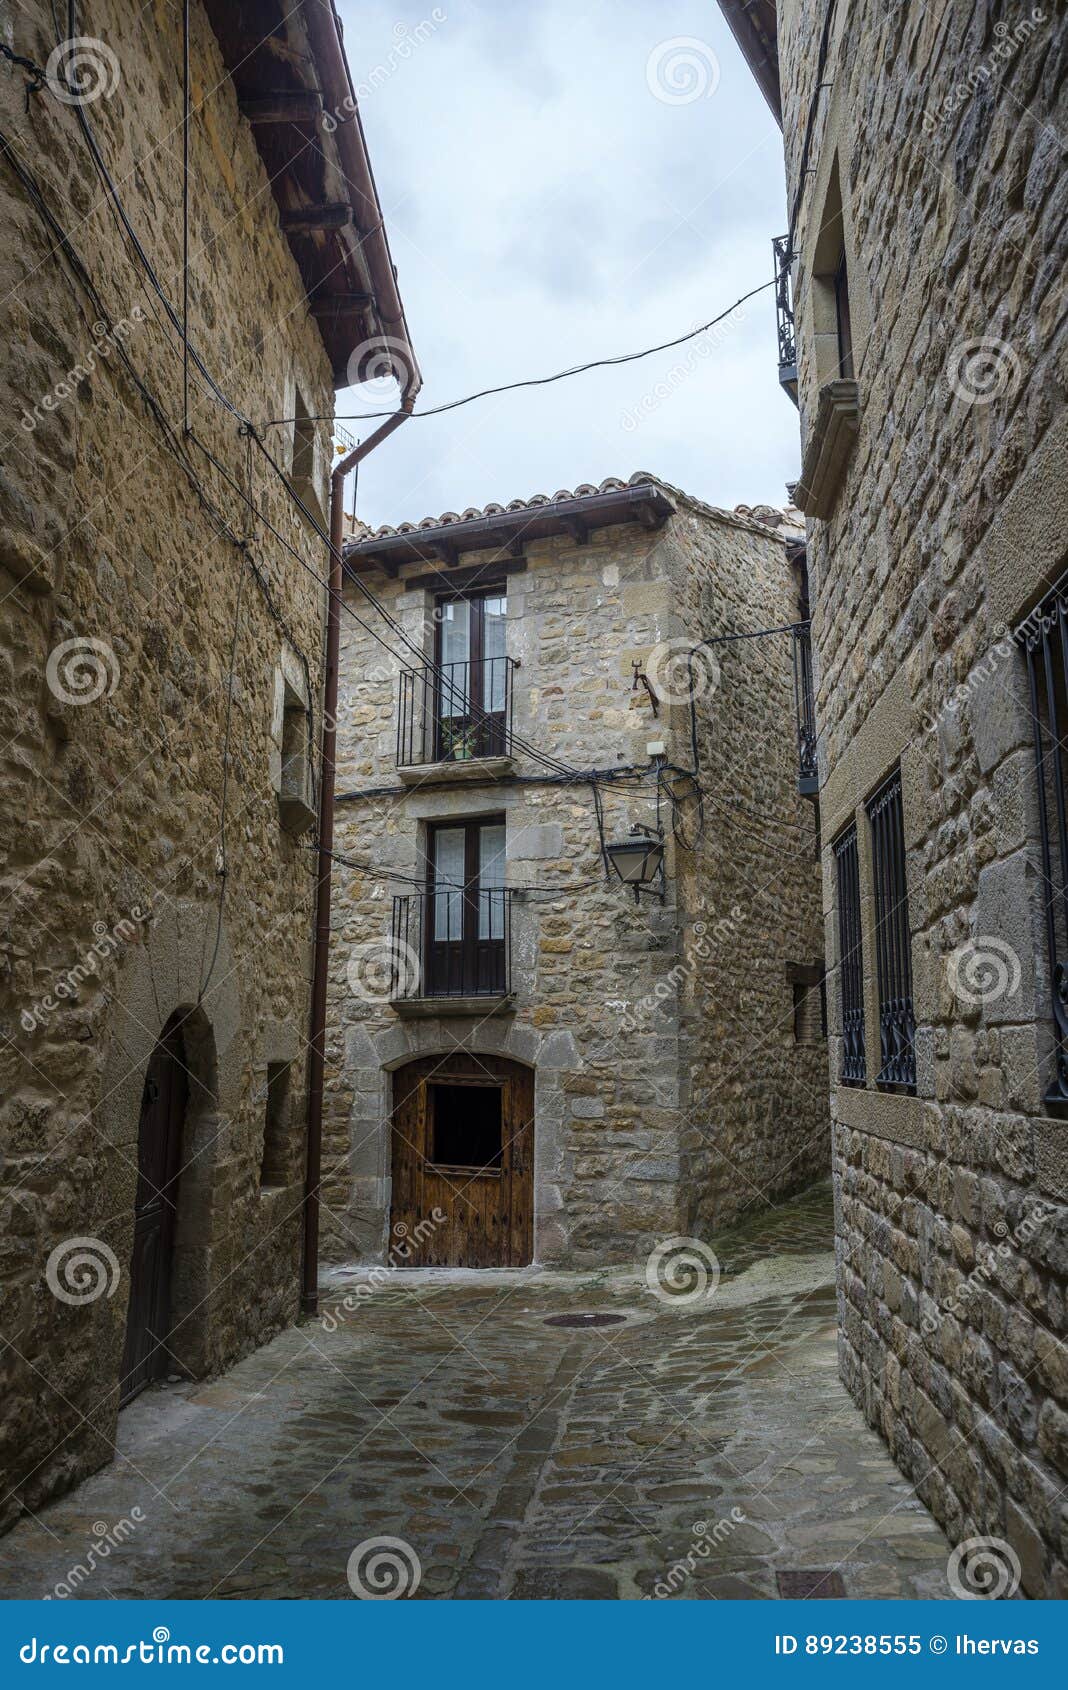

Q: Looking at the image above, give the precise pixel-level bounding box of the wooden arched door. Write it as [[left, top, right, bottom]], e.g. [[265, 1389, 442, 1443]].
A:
[[119, 1017, 187, 1404], [390, 1054, 534, 1266]]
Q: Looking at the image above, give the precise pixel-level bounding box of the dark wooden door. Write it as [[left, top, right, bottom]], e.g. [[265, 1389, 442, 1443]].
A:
[[390, 1054, 534, 1266], [425, 818, 506, 998], [434, 589, 508, 760], [119, 1019, 187, 1405]]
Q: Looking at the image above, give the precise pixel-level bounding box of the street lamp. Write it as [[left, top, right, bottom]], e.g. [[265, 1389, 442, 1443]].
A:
[[606, 824, 665, 904]]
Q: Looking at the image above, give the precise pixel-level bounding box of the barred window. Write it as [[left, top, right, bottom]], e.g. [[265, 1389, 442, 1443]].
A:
[[1021, 589, 1068, 1102], [834, 822, 865, 1086], [867, 771, 916, 1092]]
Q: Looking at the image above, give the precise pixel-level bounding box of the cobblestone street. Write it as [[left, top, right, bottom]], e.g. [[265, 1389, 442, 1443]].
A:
[[0, 1186, 950, 1601]]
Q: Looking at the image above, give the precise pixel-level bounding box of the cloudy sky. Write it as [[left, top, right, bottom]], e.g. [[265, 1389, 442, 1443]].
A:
[[335, 0, 798, 530]]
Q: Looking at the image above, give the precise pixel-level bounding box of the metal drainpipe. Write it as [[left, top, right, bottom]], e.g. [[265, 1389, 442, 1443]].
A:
[[301, 394, 416, 1316]]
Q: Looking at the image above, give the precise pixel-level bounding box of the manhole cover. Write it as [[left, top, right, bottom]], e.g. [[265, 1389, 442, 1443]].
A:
[[543, 1312, 627, 1329]]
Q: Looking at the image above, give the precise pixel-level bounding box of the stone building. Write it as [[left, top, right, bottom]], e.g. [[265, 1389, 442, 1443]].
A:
[[323, 474, 828, 1267], [721, 0, 1068, 1592], [0, 3, 415, 1528]]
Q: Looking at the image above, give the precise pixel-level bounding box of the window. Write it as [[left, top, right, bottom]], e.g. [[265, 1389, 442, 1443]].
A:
[[867, 771, 916, 1092], [1021, 588, 1068, 1103], [428, 1082, 503, 1172], [290, 384, 324, 523], [834, 248, 854, 380], [834, 822, 865, 1086], [260, 1062, 291, 1189], [435, 588, 509, 760], [425, 816, 508, 996], [789, 964, 827, 1045]]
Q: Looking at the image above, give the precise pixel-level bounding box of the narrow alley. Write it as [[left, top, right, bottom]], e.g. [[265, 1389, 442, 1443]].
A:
[[0, 1188, 950, 1601]]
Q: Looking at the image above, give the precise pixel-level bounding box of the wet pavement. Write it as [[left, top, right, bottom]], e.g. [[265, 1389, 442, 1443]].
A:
[[0, 1183, 952, 1599]]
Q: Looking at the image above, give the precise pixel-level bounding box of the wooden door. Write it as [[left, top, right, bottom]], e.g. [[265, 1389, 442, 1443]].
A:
[[390, 1054, 533, 1266], [119, 1018, 187, 1405], [425, 818, 506, 998], [434, 589, 508, 759]]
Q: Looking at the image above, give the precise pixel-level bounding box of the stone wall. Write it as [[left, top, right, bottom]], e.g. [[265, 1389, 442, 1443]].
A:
[[324, 488, 827, 1266], [776, 0, 1068, 1593], [0, 2, 334, 1528]]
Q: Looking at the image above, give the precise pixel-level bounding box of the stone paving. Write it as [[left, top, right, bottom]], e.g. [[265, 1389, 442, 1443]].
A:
[[0, 1183, 952, 1600]]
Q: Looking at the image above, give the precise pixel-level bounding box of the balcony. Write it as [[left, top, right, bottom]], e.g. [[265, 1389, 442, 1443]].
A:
[[389, 889, 516, 1016], [396, 656, 517, 782], [792, 623, 818, 798], [773, 234, 798, 407]]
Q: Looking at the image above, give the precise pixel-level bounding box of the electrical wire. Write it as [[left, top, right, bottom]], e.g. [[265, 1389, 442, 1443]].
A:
[[264, 279, 777, 427]]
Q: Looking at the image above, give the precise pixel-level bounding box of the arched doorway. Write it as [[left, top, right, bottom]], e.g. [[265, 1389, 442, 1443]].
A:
[[391, 1054, 534, 1266], [119, 1014, 188, 1404]]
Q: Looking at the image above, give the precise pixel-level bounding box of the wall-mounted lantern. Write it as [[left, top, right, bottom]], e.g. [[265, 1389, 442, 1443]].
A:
[[606, 824, 665, 904]]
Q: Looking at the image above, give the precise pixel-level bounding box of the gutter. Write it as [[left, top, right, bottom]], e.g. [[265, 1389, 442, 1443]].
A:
[[302, 379, 420, 1316]]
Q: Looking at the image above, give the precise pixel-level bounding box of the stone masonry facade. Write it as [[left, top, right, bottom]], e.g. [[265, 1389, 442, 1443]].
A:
[[0, 2, 400, 1531], [759, 0, 1068, 1596], [323, 476, 828, 1266]]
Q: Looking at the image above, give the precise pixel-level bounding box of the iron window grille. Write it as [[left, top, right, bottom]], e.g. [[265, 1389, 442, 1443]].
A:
[[867, 771, 916, 1092], [1021, 587, 1068, 1103], [834, 822, 865, 1086]]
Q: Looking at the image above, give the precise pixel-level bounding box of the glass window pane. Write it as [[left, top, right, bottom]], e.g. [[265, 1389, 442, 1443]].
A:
[[479, 824, 505, 939], [482, 595, 507, 713], [439, 601, 470, 720], [432, 828, 465, 941]]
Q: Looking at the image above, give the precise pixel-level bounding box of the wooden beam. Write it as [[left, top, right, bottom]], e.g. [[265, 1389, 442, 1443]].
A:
[[281, 203, 352, 234], [429, 540, 459, 568], [560, 515, 589, 545], [240, 92, 323, 124], [311, 292, 373, 317], [634, 501, 659, 529]]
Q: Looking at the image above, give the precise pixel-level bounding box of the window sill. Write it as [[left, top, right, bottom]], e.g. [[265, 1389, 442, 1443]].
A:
[[391, 993, 516, 1018], [397, 755, 514, 786], [795, 378, 860, 519]]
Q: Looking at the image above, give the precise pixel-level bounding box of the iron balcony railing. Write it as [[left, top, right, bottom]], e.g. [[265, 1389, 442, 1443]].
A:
[[390, 888, 515, 1001], [396, 656, 517, 769], [792, 622, 818, 797], [773, 233, 799, 406]]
